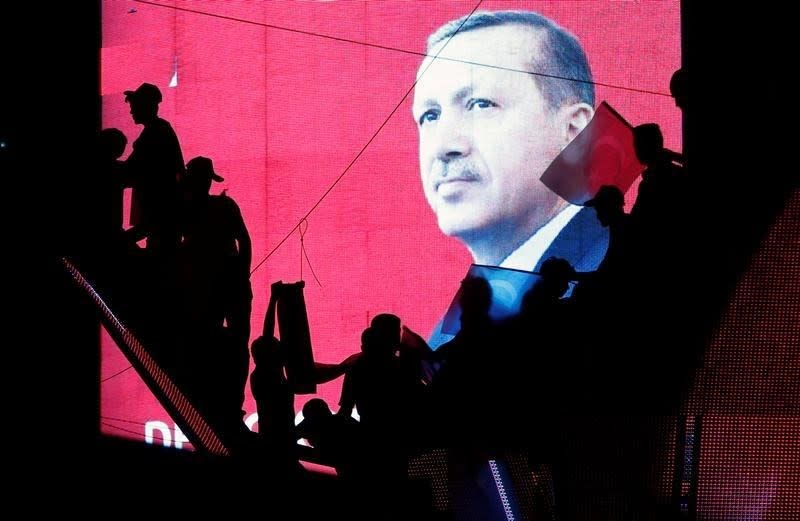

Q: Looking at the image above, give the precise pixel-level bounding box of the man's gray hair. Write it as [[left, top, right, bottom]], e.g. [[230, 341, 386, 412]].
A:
[[427, 10, 595, 110]]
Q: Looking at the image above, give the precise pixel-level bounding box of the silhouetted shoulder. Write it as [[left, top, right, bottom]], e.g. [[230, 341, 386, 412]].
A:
[[214, 192, 239, 206]]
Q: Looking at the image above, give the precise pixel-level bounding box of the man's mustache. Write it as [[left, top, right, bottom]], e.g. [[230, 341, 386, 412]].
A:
[[431, 159, 481, 190]]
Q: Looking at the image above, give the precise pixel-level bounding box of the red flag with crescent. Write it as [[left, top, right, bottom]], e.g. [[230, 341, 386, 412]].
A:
[[541, 101, 643, 204]]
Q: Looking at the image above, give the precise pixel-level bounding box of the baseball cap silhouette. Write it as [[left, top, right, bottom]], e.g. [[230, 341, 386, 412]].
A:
[[124, 83, 162, 105], [186, 156, 224, 182]]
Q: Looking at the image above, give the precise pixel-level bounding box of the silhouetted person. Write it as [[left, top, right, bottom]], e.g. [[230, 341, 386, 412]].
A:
[[574, 185, 649, 405], [71, 128, 134, 315], [670, 68, 689, 167], [669, 68, 687, 112], [582, 185, 636, 282], [521, 256, 576, 312], [78, 127, 131, 283], [494, 257, 578, 451], [513, 256, 576, 352], [430, 276, 560, 520], [123, 82, 184, 255], [630, 123, 686, 227], [553, 199, 691, 521], [628, 124, 691, 310], [249, 281, 304, 471], [251, 335, 298, 467], [96, 128, 128, 244], [296, 398, 364, 481], [429, 276, 498, 448], [372, 313, 429, 448], [339, 319, 423, 434], [180, 156, 253, 414], [95, 103, 183, 375], [571, 186, 636, 374], [372, 313, 430, 393], [338, 321, 423, 500]]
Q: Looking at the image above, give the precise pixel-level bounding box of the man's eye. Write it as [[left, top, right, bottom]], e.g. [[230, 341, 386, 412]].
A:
[[467, 98, 496, 110], [418, 109, 440, 125]]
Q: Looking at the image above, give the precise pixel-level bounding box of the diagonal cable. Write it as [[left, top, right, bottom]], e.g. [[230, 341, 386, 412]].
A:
[[132, 0, 670, 97], [249, 0, 486, 275]]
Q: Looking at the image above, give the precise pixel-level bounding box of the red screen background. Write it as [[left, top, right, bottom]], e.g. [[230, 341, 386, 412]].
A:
[[99, 0, 681, 455]]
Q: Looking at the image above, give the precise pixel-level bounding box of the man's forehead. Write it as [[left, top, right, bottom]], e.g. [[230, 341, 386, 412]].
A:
[[413, 27, 542, 109], [418, 24, 542, 77]]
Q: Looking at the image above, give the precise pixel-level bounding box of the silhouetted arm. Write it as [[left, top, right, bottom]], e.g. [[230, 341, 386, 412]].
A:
[[263, 281, 282, 338], [337, 372, 355, 418], [663, 148, 685, 166], [313, 352, 363, 384], [230, 199, 252, 274]]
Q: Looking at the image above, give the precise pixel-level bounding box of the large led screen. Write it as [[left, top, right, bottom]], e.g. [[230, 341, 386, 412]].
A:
[[99, 0, 681, 448]]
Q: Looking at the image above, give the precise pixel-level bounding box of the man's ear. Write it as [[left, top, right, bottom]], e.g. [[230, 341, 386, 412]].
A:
[[561, 102, 594, 142]]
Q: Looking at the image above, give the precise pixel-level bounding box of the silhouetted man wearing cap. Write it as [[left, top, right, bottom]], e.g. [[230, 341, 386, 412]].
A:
[[124, 82, 184, 255], [630, 123, 686, 227], [628, 123, 687, 278], [584, 185, 633, 277], [570, 184, 637, 308], [180, 156, 253, 417]]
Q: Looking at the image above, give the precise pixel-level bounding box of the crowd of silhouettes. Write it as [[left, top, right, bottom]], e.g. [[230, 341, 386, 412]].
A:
[[72, 70, 712, 520], [76, 83, 257, 451]]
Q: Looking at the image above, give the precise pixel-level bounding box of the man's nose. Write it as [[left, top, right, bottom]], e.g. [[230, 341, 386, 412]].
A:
[[434, 114, 472, 160]]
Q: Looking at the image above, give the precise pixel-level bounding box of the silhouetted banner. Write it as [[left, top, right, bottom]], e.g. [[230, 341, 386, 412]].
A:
[[441, 264, 544, 335], [541, 101, 643, 205], [277, 281, 317, 395]]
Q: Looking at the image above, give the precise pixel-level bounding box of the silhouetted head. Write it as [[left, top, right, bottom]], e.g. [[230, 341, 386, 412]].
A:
[[669, 68, 687, 110], [124, 83, 162, 124], [370, 313, 402, 350], [98, 128, 127, 161], [633, 123, 664, 166], [541, 256, 576, 296], [584, 185, 625, 227], [458, 276, 492, 326], [184, 156, 224, 196], [524, 257, 576, 308], [302, 398, 332, 422], [251, 335, 282, 368], [298, 398, 333, 441], [360, 326, 377, 355]]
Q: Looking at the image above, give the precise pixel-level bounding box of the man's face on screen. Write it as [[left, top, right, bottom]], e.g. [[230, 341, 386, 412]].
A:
[[413, 25, 572, 262]]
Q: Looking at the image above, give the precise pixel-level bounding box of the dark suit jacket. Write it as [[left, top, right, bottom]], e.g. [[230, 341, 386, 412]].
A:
[[428, 207, 609, 349]]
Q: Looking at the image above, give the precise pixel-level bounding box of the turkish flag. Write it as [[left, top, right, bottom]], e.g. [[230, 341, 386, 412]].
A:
[[541, 101, 643, 205]]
